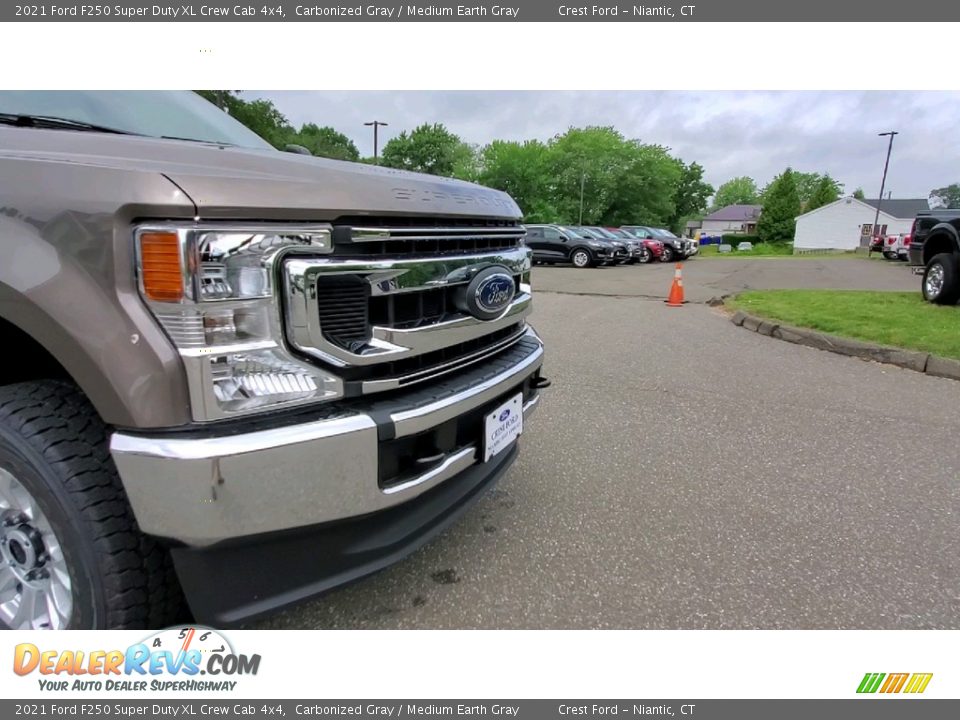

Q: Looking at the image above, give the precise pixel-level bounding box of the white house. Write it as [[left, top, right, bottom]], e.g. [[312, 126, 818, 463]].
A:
[[793, 197, 930, 252]]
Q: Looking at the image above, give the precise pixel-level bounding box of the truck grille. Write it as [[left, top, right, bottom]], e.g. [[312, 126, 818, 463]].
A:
[[283, 219, 532, 395], [343, 323, 525, 387], [313, 274, 523, 352], [314, 275, 369, 350], [330, 217, 525, 257]]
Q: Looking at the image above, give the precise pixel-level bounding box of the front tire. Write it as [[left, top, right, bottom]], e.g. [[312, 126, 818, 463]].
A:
[[922, 253, 960, 305], [0, 382, 183, 629], [661, 246, 675, 263], [571, 248, 594, 268]]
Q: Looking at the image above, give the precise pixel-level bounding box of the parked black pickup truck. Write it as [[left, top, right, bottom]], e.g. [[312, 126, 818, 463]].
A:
[[909, 210, 960, 304]]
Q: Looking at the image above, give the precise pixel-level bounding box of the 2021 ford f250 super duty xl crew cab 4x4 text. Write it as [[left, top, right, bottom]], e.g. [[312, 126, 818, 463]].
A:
[[0, 91, 547, 629]]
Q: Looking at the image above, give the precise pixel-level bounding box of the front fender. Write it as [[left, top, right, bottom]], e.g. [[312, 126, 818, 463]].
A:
[[0, 157, 196, 428], [921, 222, 960, 265]]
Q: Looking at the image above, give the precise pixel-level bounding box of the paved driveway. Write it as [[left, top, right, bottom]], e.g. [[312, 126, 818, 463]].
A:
[[532, 256, 918, 302], [252, 261, 958, 630]]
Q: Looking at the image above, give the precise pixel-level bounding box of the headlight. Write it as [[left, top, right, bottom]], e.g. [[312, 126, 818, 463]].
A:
[[587, 240, 603, 248], [136, 224, 342, 421]]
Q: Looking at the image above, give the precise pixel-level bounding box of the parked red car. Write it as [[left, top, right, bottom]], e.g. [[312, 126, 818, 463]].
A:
[[607, 228, 663, 263]]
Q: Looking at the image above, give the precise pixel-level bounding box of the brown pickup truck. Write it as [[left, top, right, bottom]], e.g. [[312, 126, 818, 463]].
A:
[[0, 91, 547, 629]]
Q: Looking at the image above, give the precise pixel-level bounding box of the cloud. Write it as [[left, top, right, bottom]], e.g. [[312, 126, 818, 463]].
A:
[[247, 90, 960, 198]]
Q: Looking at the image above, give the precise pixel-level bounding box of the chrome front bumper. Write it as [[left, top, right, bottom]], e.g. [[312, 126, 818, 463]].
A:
[[110, 329, 544, 547]]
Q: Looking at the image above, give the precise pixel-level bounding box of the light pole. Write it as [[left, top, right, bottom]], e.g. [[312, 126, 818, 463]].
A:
[[364, 120, 388, 163], [578, 171, 586, 225], [869, 130, 898, 255]]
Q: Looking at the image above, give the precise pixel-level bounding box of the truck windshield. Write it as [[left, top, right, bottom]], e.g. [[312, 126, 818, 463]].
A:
[[0, 91, 274, 149]]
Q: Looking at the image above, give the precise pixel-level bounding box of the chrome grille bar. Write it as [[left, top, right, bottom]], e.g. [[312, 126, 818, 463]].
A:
[[283, 245, 533, 382], [351, 226, 525, 241]]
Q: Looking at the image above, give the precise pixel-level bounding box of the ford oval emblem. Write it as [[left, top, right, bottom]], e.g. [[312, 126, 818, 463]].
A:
[[458, 266, 516, 321], [476, 274, 515, 314]]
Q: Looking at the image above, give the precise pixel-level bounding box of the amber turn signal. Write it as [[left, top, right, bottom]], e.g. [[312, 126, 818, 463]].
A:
[[139, 231, 184, 302]]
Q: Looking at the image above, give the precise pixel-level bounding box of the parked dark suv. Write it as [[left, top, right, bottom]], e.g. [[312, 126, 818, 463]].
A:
[[622, 226, 691, 263], [581, 226, 640, 264], [524, 224, 619, 268]]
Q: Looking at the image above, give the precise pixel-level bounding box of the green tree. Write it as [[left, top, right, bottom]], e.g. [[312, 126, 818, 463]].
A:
[[194, 90, 292, 148], [757, 168, 801, 244], [805, 175, 841, 212], [478, 140, 556, 221], [712, 176, 760, 209], [545, 126, 681, 226], [603, 142, 682, 226], [286, 123, 360, 161], [451, 142, 481, 182], [853, 187, 866, 200], [783, 172, 843, 207], [930, 183, 960, 209], [668, 161, 713, 232], [380, 123, 475, 178]]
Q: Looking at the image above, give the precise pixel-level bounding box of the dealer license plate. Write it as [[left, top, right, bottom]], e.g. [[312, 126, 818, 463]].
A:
[[483, 393, 523, 462]]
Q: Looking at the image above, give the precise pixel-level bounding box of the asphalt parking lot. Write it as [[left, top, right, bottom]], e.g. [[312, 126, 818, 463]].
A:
[[253, 258, 959, 630], [532, 255, 918, 301]]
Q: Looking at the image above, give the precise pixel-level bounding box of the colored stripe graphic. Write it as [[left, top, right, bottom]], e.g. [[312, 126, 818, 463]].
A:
[[880, 673, 909, 693], [857, 673, 885, 693], [857, 672, 932, 694], [903, 673, 933, 694]]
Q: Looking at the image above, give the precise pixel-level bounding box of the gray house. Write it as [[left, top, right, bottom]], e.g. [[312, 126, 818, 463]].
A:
[[701, 205, 763, 235]]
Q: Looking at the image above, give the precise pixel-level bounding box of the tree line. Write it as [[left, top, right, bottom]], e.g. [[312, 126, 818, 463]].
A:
[[196, 92, 959, 244], [196, 91, 712, 232]]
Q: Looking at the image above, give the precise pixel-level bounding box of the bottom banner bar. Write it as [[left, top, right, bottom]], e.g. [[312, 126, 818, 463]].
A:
[[3, 700, 955, 720]]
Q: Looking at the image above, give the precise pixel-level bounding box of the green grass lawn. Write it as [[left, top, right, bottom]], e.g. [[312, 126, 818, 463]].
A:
[[727, 290, 960, 360], [699, 243, 800, 258]]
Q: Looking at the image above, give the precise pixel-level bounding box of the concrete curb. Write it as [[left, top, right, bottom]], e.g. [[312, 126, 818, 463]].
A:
[[731, 312, 960, 381]]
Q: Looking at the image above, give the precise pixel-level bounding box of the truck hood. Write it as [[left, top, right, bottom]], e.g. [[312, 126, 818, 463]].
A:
[[0, 127, 522, 221]]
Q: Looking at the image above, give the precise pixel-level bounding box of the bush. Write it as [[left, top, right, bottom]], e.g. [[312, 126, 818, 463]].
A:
[[700, 242, 794, 257], [739, 242, 794, 255]]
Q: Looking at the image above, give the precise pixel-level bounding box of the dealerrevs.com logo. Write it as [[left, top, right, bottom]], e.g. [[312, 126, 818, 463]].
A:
[[13, 627, 261, 692]]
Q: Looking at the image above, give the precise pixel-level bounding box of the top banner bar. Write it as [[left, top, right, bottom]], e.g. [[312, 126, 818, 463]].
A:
[[5, 0, 959, 22]]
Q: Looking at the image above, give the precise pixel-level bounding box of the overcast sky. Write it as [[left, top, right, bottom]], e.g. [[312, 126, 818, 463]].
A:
[[249, 91, 959, 199]]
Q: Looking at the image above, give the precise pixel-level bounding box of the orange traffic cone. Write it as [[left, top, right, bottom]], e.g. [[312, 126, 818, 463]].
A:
[[665, 263, 685, 307]]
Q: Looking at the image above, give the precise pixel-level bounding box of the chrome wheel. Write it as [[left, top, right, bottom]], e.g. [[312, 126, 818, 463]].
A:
[[0, 467, 72, 629], [925, 263, 945, 299], [638, 248, 651, 264], [572, 250, 591, 268]]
